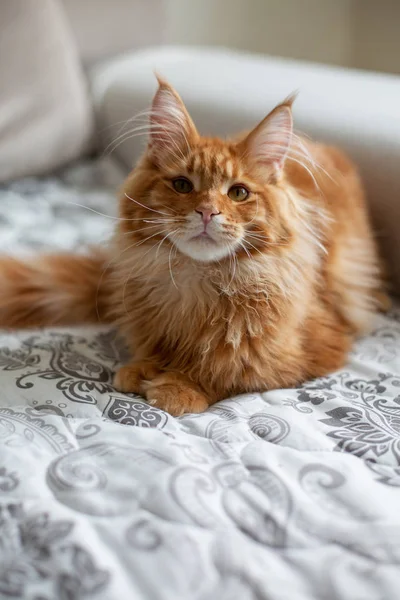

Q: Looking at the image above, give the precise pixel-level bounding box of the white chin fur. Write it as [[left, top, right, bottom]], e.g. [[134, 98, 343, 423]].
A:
[[174, 237, 235, 262]]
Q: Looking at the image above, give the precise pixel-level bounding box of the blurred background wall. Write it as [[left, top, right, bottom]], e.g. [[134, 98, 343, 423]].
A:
[[61, 0, 400, 74], [166, 0, 400, 74]]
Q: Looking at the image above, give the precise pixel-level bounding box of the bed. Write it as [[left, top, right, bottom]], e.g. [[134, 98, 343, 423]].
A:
[[1, 158, 400, 600]]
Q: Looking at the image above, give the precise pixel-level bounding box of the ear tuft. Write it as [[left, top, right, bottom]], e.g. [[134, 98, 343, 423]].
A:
[[149, 75, 198, 164], [281, 90, 298, 109], [241, 95, 296, 176]]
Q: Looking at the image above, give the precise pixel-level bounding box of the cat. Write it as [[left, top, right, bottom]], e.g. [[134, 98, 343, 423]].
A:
[[0, 76, 388, 416]]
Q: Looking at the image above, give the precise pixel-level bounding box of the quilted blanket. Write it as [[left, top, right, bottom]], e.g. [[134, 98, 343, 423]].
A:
[[1, 159, 400, 600]]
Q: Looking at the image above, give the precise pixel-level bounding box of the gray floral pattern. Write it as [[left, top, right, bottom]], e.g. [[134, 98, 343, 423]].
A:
[[0, 505, 109, 599], [1, 159, 400, 599], [104, 397, 168, 428], [15, 335, 115, 405]]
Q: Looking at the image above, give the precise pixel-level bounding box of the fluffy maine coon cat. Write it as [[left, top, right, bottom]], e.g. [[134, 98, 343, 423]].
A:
[[0, 77, 388, 415]]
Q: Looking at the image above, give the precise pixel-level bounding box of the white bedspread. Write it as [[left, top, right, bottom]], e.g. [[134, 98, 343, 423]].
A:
[[1, 159, 400, 600]]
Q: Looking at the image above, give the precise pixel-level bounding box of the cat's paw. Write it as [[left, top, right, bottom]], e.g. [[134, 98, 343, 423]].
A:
[[145, 374, 209, 417], [113, 361, 160, 395]]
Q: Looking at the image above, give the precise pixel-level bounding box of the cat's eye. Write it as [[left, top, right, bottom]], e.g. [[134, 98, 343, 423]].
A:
[[228, 185, 249, 202], [172, 177, 193, 194]]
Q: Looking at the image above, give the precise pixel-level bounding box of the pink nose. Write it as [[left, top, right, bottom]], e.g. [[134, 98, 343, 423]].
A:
[[195, 206, 220, 226]]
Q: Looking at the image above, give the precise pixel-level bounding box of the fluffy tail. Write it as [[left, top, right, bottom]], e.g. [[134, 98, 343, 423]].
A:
[[0, 252, 110, 329]]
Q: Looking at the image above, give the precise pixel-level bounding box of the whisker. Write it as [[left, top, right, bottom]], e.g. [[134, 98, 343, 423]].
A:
[[287, 156, 321, 192], [226, 248, 238, 289], [133, 228, 171, 248], [121, 228, 175, 317], [104, 121, 185, 157], [63, 201, 179, 224], [124, 193, 171, 216], [104, 124, 175, 156], [121, 223, 183, 239], [291, 137, 337, 185], [246, 232, 269, 240], [168, 242, 179, 289], [155, 229, 179, 258], [244, 196, 260, 226], [105, 130, 169, 158], [158, 204, 178, 215], [243, 239, 264, 256], [103, 128, 154, 157], [102, 107, 160, 134], [63, 201, 129, 221], [122, 220, 181, 232], [247, 234, 291, 248], [142, 218, 185, 224], [245, 234, 289, 248], [238, 241, 252, 260]]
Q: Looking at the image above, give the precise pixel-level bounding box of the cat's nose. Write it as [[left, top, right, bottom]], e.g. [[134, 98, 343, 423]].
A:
[[195, 206, 220, 226]]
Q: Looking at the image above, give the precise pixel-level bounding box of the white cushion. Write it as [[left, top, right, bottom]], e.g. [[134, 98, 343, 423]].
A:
[[91, 46, 400, 293], [0, 0, 94, 182]]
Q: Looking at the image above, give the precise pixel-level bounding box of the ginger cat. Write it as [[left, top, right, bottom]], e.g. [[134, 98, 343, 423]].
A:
[[0, 77, 386, 416]]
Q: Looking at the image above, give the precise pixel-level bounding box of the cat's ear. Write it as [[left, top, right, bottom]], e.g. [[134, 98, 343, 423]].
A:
[[148, 75, 198, 163], [240, 95, 295, 177]]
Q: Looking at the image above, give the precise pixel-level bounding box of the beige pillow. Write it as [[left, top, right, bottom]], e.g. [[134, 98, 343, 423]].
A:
[[0, 0, 94, 182]]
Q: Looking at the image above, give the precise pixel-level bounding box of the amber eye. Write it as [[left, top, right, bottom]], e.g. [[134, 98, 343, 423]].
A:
[[172, 177, 193, 194], [228, 185, 249, 202]]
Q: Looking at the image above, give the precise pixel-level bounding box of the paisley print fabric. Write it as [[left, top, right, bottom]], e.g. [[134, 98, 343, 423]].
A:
[[1, 159, 400, 599]]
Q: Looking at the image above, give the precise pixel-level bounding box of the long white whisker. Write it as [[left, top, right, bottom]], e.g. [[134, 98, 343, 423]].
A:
[[142, 217, 184, 223], [63, 201, 128, 221], [243, 239, 264, 256], [155, 229, 179, 258], [158, 204, 178, 215], [245, 196, 260, 226], [226, 249, 238, 289], [103, 126, 157, 156], [121, 224, 178, 239], [238, 241, 252, 259], [287, 156, 321, 191], [121, 228, 174, 317], [291, 137, 337, 184], [63, 201, 179, 223], [102, 107, 161, 134], [124, 193, 170, 216], [168, 243, 178, 290], [104, 117, 186, 156], [246, 231, 269, 240], [104, 127, 177, 157], [133, 228, 171, 247]]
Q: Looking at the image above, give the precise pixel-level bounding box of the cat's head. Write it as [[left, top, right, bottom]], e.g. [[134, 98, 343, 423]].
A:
[[121, 76, 297, 263]]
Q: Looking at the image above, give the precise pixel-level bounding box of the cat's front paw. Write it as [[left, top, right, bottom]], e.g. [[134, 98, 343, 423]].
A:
[[145, 373, 209, 417], [114, 364, 210, 416], [113, 361, 160, 395]]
